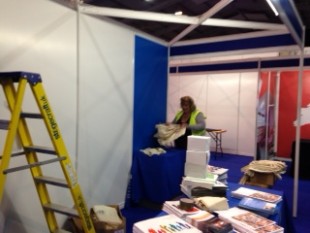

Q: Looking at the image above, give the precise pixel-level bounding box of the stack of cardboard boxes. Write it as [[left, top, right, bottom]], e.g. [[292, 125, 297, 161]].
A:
[[181, 136, 225, 197], [184, 135, 211, 178]]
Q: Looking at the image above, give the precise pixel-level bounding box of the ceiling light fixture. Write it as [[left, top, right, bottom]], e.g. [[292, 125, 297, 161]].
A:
[[266, 0, 279, 16], [174, 11, 183, 16]]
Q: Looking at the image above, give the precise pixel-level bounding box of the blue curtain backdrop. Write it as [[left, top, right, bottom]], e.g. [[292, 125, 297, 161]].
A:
[[133, 36, 168, 151]]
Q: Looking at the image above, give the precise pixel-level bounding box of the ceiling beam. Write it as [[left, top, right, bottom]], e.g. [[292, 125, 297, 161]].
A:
[[79, 4, 200, 24], [79, 3, 286, 33], [205, 18, 285, 30], [169, 0, 235, 45]]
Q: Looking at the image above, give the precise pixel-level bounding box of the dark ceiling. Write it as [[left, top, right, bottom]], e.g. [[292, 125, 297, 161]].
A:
[[82, 0, 310, 46]]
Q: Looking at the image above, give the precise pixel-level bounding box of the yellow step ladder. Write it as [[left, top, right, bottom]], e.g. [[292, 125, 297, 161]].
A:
[[0, 72, 95, 233]]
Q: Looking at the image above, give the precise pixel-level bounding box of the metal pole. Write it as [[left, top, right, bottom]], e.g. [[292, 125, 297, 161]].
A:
[[293, 25, 305, 217]]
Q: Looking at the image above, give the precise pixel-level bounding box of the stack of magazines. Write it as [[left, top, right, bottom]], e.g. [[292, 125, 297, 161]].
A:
[[201, 217, 234, 233], [238, 197, 277, 217], [162, 200, 215, 230], [180, 174, 227, 198], [162, 200, 202, 219], [216, 207, 284, 233], [133, 214, 202, 233], [231, 187, 282, 203], [208, 165, 229, 184]]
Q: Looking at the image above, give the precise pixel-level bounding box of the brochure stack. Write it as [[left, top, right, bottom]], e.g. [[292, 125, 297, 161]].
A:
[[181, 136, 227, 197], [133, 214, 202, 233], [184, 135, 211, 178], [216, 207, 284, 233]]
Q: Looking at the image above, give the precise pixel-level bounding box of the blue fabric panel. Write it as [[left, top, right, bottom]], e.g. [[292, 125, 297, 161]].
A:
[[170, 34, 295, 56], [261, 58, 310, 68], [130, 148, 186, 204], [133, 36, 168, 151], [177, 61, 258, 73], [169, 67, 177, 73], [276, 0, 303, 42], [261, 58, 299, 68]]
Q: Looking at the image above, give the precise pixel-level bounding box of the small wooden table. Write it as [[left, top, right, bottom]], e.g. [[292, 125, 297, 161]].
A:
[[206, 128, 226, 158]]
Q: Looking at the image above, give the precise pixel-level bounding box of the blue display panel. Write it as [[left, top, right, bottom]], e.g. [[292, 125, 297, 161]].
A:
[[133, 36, 168, 151]]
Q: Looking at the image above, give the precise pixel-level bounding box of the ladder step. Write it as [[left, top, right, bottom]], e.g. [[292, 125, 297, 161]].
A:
[[20, 112, 43, 119], [43, 203, 79, 218], [0, 72, 94, 232], [3, 157, 66, 174], [11, 150, 25, 157], [0, 120, 9, 130], [0, 71, 41, 83], [34, 176, 69, 188], [24, 145, 56, 155], [0, 150, 25, 159], [53, 230, 71, 233]]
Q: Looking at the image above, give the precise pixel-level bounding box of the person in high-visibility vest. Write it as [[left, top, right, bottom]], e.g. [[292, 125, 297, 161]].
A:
[[172, 96, 206, 149]]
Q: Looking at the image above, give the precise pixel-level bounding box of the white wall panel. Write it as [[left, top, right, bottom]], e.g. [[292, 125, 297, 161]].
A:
[[181, 75, 208, 114], [168, 72, 258, 157], [207, 73, 240, 154], [78, 14, 134, 206], [0, 0, 77, 232], [238, 72, 259, 156], [0, 0, 136, 232], [167, 74, 207, 122], [167, 75, 181, 122]]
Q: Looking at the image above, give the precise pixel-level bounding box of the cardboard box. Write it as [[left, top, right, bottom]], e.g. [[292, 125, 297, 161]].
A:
[[184, 163, 208, 178], [187, 136, 211, 151], [91, 205, 126, 233], [72, 205, 126, 233], [242, 172, 276, 188], [186, 150, 210, 165]]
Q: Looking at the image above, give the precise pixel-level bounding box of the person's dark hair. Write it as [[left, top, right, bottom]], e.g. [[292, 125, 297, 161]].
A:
[[180, 96, 196, 112]]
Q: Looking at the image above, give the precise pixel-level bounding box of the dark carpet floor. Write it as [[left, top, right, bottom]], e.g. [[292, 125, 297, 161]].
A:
[[121, 154, 310, 233]]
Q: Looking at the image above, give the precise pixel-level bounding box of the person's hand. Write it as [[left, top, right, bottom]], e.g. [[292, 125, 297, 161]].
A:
[[181, 123, 187, 128]]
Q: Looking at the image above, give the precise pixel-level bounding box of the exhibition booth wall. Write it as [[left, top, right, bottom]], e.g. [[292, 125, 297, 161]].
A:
[[0, 1, 169, 232], [0, 0, 308, 232], [277, 70, 310, 157], [133, 36, 168, 151], [0, 0, 153, 232], [167, 30, 310, 159], [168, 60, 310, 159]]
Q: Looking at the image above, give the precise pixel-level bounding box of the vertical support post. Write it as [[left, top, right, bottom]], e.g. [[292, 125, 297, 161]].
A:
[[293, 25, 305, 217]]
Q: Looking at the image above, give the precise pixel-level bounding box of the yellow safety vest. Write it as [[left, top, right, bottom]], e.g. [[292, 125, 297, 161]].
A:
[[175, 109, 205, 135]]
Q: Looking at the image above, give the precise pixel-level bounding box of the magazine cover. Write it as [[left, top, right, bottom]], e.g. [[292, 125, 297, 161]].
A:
[[133, 214, 202, 233], [231, 187, 282, 203], [217, 207, 283, 233], [202, 217, 233, 233], [163, 200, 201, 219], [238, 197, 277, 216]]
